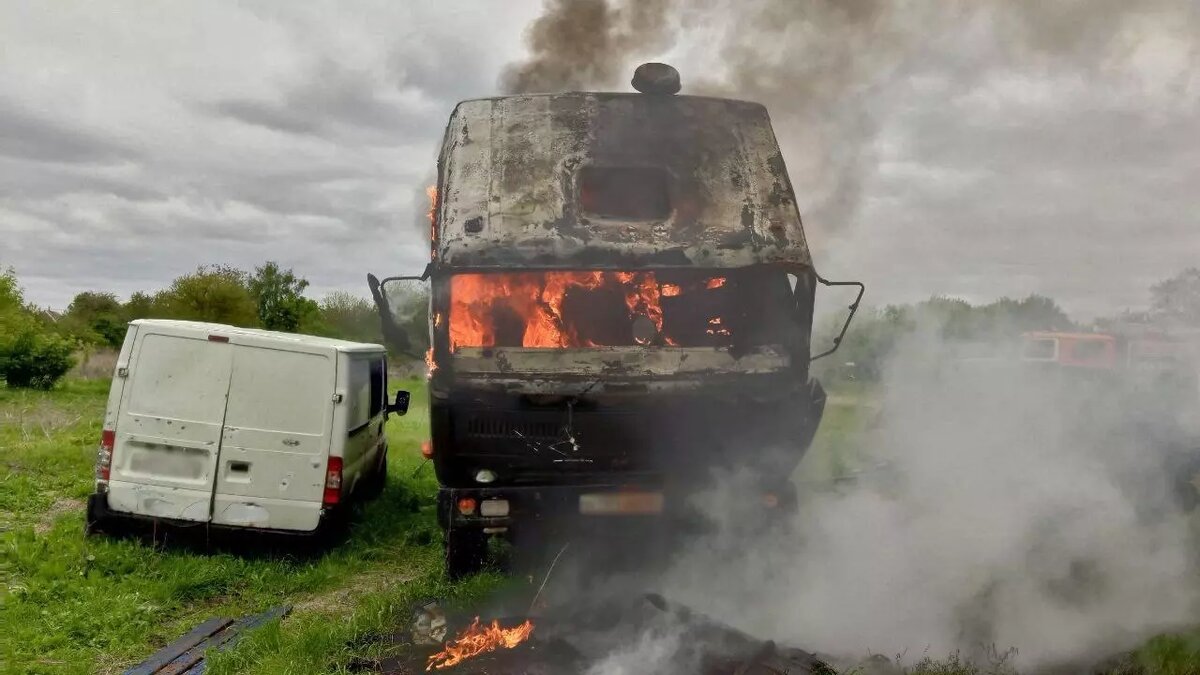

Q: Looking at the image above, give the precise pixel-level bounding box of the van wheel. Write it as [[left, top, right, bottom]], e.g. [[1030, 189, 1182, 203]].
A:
[[444, 529, 487, 581], [362, 453, 387, 500]]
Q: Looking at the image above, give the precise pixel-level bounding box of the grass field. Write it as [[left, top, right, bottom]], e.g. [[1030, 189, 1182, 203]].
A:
[[0, 376, 501, 675], [2, 376, 1199, 674]]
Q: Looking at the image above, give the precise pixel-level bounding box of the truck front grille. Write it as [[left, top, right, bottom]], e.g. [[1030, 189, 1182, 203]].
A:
[[464, 413, 561, 441]]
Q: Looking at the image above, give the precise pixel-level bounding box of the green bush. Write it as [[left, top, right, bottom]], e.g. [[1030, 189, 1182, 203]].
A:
[[0, 327, 76, 390]]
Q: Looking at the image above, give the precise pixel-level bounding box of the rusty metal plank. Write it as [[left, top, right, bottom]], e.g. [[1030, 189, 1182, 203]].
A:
[[122, 617, 233, 675], [180, 605, 292, 675], [123, 606, 291, 675]]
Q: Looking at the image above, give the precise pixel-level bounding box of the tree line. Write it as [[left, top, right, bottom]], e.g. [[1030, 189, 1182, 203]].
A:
[[1, 262, 428, 389], [3, 261, 1197, 390], [814, 267, 1200, 382]]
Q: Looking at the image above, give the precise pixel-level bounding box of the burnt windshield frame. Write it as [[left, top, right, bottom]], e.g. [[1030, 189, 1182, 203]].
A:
[[440, 265, 803, 352]]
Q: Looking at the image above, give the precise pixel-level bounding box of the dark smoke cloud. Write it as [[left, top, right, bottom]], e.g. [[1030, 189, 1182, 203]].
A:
[[500, 0, 676, 94], [500, 0, 1198, 249]]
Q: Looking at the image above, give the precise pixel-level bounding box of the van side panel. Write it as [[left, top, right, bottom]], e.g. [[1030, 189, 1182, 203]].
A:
[[340, 354, 386, 494], [101, 325, 140, 437], [210, 345, 334, 531], [106, 332, 232, 522]]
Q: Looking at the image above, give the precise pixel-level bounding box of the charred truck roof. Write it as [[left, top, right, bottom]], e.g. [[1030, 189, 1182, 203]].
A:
[[433, 89, 812, 270]]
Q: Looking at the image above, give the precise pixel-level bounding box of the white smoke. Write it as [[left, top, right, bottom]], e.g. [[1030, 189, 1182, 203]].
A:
[[655, 324, 1200, 671]]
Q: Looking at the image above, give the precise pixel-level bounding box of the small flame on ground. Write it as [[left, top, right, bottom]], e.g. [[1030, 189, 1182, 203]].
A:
[[426, 617, 535, 670], [427, 185, 438, 258], [706, 277, 727, 289]]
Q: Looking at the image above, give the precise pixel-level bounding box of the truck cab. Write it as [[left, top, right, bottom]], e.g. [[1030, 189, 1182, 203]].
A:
[[370, 64, 857, 578]]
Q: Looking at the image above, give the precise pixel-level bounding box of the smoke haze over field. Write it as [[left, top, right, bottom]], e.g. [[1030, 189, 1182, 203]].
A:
[[550, 325, 1200, 673]]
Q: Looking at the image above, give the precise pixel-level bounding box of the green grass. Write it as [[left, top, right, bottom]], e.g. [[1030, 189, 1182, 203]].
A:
[[4, 376, 1200, 674], [0, 376, 493, 675]]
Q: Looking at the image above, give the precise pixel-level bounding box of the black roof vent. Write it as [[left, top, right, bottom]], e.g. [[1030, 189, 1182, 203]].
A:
[[631, 62, 681, 95]]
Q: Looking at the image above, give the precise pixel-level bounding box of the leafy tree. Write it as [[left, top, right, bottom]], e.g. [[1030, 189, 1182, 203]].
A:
[[0, 329, 75, 389], [123, 292, 156, 322], [1151, 267, 1200, 325], [62, 291, 126, 347], [247, 261, 319, 333], [979, 294, 1074, 334], [0, 267, 21, 314], [319, 291, 383, 344], [814, 293, 1077, 383], [153, 265, 258, 326], [0, 268, 75, 389]]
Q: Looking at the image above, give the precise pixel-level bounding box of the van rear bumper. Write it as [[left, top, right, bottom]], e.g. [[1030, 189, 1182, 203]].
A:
[[88, 487, 328, 536]]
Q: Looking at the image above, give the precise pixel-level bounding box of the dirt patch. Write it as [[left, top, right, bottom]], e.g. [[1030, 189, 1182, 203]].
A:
[[35, 498, 84, 534], [295, 568, 422, 615]]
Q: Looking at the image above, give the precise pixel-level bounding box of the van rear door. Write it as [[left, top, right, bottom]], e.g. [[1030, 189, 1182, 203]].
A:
[[106, 331, 233, 522], [210, 343, 335, 531]]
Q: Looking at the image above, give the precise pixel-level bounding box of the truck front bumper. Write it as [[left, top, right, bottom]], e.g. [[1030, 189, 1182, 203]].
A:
[[436, 481, 691, 531]]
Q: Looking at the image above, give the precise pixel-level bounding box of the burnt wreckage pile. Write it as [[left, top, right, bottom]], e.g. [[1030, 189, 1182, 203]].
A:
[[359, 594, 835, 675]]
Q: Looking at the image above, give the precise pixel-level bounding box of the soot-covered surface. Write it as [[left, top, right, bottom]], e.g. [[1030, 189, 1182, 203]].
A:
[[360, 594, 834, 675]]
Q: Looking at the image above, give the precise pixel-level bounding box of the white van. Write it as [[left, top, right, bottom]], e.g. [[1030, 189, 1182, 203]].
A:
[[86, 319, 410, 536]]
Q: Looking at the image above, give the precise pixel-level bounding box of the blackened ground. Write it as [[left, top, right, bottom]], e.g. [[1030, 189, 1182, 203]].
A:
[[351, 594, 835, 675]]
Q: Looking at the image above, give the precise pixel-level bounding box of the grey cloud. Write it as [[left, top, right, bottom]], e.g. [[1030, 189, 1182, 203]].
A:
[[0, 102, 134, 165], [3, 0, 1197, 321], [211, 58, 441, 144]]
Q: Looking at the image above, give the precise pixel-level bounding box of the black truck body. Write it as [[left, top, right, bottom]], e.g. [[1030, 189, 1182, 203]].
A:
[[370, 65, 857, 578]]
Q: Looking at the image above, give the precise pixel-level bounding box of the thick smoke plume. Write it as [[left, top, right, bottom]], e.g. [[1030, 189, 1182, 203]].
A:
[[500, 0, 676, 94], [530, 323, 1200, 673], [651, 328, 1197, 671], [500, 0, 1198, 244]]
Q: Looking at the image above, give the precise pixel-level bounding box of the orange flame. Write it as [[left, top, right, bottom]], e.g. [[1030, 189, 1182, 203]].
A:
[[425, 347, 437, 379], [448, 271, 668, 350], [426, 617, 535, 671], [427, 185, 438, 258], [706, 276, 727, 289]]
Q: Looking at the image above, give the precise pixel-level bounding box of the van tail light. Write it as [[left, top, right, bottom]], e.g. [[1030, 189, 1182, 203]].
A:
[[323, 456, 343, 506], [96, 429, 115, 482]]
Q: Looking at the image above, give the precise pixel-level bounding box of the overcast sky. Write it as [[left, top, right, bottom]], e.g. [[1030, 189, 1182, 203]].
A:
[[1, 1, 1196, 319]]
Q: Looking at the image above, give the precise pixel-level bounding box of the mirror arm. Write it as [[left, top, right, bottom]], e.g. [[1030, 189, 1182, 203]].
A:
[[367, 273, 415, 357], [810, 275, 866, 363]]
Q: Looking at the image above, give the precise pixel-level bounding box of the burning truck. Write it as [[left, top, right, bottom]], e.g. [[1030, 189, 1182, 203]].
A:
[[369, 63, 861, 579]]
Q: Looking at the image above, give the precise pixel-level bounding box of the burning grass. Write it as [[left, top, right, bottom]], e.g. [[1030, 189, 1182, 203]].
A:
[[425, 617, 535, 670]]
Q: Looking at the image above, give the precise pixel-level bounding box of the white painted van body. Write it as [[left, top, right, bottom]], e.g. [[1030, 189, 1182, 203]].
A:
[[92, 319, 391, 533]]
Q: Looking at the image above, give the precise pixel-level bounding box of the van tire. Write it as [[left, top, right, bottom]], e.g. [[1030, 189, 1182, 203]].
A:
[[444, 529, 487, 580], [362, 452, 387, 500]]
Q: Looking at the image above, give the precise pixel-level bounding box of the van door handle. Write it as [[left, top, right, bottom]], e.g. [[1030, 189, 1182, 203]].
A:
[[229, 461, 250, 474], [282, 439, 300, 447]]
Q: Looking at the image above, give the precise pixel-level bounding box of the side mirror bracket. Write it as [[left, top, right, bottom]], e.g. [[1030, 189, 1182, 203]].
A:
[[368, 266, 432, 358], [810, 276, 865, 362]]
